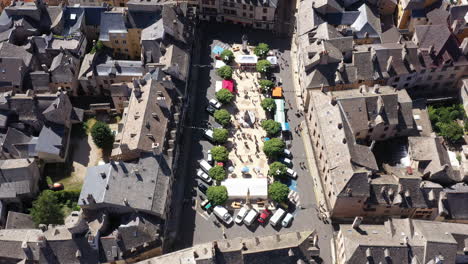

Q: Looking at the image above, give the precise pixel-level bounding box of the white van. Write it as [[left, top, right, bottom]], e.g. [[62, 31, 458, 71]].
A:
[[199, 159, 212, 173], [269, 208, 286, 226], [213, 206, 233, 224], [243, 209, 259, 226], [286, 168, 298, 179], [196, 169, 213, 184], [282, 213, 294, 227], [234, 207, 249, 225]]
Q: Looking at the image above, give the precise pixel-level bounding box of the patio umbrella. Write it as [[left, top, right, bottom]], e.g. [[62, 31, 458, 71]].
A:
[[212, 45, 224, 54], [241, 166, 250, 173], [253, 166, 261, 173], [228, 166, 235, 173]]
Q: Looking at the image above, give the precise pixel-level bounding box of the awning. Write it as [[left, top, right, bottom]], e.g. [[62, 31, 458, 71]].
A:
[[281, 122, 290, 131], [215, 60, 226, 69], [235, 55, 258, 64], [212, 45, 224, 54], [222, 79, 235, 93], [215, 81, 222, 92], [266, 56, 278, 65], [272, 87, 282, 98], [221, 178, 268, 200], [274, 99, 285, 112]]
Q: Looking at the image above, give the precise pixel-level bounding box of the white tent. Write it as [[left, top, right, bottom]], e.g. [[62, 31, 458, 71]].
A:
[[235, 55, 258, 65], [266, 56, 278, 66], [215, 60, 226, 69], [215, 81, 222, 92], [222, 178, 268, 200]]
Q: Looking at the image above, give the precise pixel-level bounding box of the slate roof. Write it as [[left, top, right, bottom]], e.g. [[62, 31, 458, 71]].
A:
[[5, 211, 34, 229], [99, 12, 127, 42], [96, 59, 144, 77], [350, 4, 381, 38], [36, 125, 66, 157], [0, 42, 32, 65], [1, 127, 31, 158], [296, 0, 323, 36], [413, 24, 451, 56], [427, 7, 449, 25], [81, 6, 107, 26], [127, 9, 161, 29], [79, 154, 172, 218]]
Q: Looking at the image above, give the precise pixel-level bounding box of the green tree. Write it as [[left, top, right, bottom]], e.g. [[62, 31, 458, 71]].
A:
[[215, 89, 234, 104], [30, 190, 65, 226], [217, 65, 233, 79], [263, 138, 285, 159], [211, 146, 229, 162], [213, 128, 229, 144], [268, 182, 289, 203], [207, 185, 228, 205], [91, 121, 114, 149], [437, 121, 464, 144], [220, 49, 234, 64], [214, 109, 231, 127], [90, 40, 104, 54], [268, 162, 288, 180], [261, 119, 281, 137], [256, 60, 271, 74], [209, 165, 226, 183], [259, 79, 274, 92], [261, 98, 276, 112], [254, 43, 270, 58]]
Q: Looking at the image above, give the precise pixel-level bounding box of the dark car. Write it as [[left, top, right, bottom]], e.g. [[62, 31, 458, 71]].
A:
[[206, 105, 216, 115], [258, 209, 271, 223], [198, 182, 208, 194]]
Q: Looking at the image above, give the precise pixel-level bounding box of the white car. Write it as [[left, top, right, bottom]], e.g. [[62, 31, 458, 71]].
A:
[[286, 168, 298, 179], [196, 169, 213, 184], [283, 149, 292, 158], [280, 157, 292, 167], [234, 207, 249, 225], [282, 213, 294, 227], [207, 150, 213, 165], [209, 99, 222, 109]]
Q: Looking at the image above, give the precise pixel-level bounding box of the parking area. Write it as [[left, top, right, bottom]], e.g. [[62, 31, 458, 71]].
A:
[[178, 23, 333, 263]]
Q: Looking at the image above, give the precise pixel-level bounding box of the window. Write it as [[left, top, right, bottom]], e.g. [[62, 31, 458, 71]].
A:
[[394, 77, 400, 82], [123, 40, 127, 44], [125, 49, 128, 52], [103, 80, 108, 84], [262, 16, 266, 21], [384, 126, 389, 131], [449, 73, 456, 78], [250, 6, 253, 10], [437, 75, 443, 80], [427, 76, 432, 81], [406, 76, 411, 81], [249, 14, 253, 18], [263, 8, 267, 13], [243, 12, 246, 16], [243, 4, 246, 9], [114, 40, 119, 44]]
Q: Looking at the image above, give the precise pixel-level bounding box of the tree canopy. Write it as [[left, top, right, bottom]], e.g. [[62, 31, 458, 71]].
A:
[[90, 121, 114, 149], [214, 109, 231, 127], [428, 104, 466, 144], [209, 165, 226, 183], [220, 50, 234, 64], [263, 138, 285, 159], [268, 161, 288, 180], [254, 43, 270, 58], [261, 119, 281, 137], [261, 98, 276, 112], [259, 79, 274, 92], [256, 60, 271, 74], [213, 128, 229, 144], [215, 89, 234, 104], [211, 146, 229, 162], [217, 65, 233, 79], [30, 190, 65, 226], [207, 185, 228, 206], [268, 182, 289, 203]]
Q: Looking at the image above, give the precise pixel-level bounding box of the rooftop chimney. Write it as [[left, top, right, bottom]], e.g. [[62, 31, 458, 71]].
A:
[[352, 216, 363, 229]]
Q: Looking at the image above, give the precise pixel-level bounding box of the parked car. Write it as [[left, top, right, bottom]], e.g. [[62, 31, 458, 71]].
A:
[[213, 206, 233, 225], [209, 99, 222, 109], [258, 209, 271, 224], [197, 169, 213, 184], [207, 150, 213, 165], [199, 159, 213, 173], [286, 168, 298, 179], [200, 199, 212, 211], [270, 208, 286, 226], [206, 105, 216, 115], [282, 213, 294, 227], [280, 157, 292, 167], [283, 149, 292, 158], [234, 207, 249, 225], [204, 129, 214, 142], [198, 182, 208, 194], [244, 209, 259, 226]]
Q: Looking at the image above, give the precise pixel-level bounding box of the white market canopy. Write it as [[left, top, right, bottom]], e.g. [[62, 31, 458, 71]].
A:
[[222, 178, 268, 200], [266, 56, 278, 65], [215, 81, 222, 92], [215, 60, 226, 69], [235, 55, 258, 64]]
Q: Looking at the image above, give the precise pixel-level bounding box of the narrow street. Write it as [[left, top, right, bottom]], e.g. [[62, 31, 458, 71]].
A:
[[175, 23, 333, 263]]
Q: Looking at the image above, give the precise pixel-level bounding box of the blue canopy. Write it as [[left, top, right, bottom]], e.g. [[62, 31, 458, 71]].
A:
[[281, 122, 290, 131], [212, 46, 224, 54], [241, 166, 250, 173]]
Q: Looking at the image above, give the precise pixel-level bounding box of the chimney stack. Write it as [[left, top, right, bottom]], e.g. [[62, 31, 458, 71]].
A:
[[352, 216, 363, 229]]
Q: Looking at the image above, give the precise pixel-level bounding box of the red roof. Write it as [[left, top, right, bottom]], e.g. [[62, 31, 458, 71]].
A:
[[222, 79, 235, 93]]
